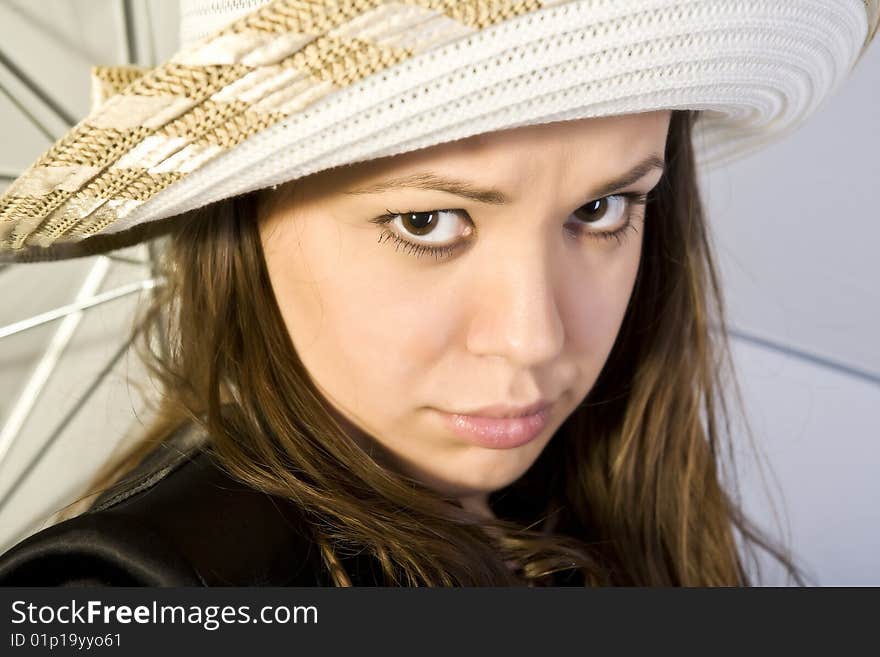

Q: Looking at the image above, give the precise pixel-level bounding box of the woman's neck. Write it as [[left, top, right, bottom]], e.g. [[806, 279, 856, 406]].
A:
[[458, 494, 495, 520]]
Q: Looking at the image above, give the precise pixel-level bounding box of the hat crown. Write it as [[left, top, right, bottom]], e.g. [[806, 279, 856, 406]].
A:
[[178, 0, 879, 58], [178, 0, 272, 48]]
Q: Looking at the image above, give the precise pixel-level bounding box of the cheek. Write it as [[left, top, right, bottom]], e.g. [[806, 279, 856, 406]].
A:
[[261, 213, 450, 413], [563, 237, 642, 359]]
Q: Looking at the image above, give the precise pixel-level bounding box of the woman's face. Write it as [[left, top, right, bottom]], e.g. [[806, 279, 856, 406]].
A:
[[259, 111, 671, 515]]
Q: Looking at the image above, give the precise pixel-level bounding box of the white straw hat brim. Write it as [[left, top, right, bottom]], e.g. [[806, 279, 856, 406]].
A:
[[0, 0, 875, 263]]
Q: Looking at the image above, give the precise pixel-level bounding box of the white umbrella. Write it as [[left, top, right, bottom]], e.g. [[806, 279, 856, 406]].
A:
[[0, 0, 176, 552]]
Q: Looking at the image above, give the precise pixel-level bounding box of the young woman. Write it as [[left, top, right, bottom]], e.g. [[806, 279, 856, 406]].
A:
[[0, 0, 876, 586]]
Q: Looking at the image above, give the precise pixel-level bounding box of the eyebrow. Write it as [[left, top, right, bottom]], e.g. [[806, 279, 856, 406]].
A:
[[341, 153, 666, 205]]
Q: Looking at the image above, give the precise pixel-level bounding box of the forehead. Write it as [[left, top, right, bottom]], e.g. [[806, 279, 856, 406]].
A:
[[275, 110, 671, 207]]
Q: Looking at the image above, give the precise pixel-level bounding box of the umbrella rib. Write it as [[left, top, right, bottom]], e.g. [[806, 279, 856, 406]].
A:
[[121, 0, 138, 65], [0, 78, 58, 143], [0, 47, 75, 132], [726, 326, 880, 388], [0, 326, 135, 518], [143, 0, 158, 66], [0, 257, 112, 473], [0, 277, 161, 340], [106, 253, 150, 266]]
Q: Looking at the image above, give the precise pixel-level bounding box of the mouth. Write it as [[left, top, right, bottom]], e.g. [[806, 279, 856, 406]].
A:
[[453, 399, 553, 419], [435, 401, 554, 450]]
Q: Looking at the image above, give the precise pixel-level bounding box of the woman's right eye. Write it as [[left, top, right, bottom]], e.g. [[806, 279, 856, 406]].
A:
[[369, 209, 473, 260]]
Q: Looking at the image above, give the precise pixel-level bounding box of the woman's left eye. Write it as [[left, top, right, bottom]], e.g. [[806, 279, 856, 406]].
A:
[[369, 192, 650, 261]]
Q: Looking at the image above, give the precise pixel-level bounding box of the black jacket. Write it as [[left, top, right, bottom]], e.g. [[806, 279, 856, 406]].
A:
[[0, 424, 385, 586]]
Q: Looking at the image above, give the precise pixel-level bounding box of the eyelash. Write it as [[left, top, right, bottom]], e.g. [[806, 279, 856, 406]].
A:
[[370, 192, 651, 261]]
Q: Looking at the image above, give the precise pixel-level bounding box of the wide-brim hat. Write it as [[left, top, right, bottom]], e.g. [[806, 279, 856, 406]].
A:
[[1, 0, 877, 263]]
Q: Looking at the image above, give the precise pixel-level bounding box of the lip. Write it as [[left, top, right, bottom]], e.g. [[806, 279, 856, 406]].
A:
[[458, 399, 553, 419], [436, 401, 554, 450]]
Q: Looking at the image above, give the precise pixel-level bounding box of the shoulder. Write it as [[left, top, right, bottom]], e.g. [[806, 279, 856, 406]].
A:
[[0, 424, 328, 586]]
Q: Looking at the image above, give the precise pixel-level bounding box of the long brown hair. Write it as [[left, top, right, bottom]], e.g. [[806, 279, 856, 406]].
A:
[[69, 109, 804, 586]]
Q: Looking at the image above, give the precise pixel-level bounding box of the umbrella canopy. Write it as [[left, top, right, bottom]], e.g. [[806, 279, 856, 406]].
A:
[[0, 0, 176, 553]]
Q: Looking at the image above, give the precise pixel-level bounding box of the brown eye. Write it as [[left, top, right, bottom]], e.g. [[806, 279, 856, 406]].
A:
[[582, 198, 605, 218], [573, 195, 628, 229], [370, 207, 473, 260], [382, 208, 471, 246], [400, 211, 439, 236]]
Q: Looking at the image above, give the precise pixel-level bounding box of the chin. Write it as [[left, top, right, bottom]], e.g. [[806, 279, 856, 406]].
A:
[[436, 453, 540, 497]]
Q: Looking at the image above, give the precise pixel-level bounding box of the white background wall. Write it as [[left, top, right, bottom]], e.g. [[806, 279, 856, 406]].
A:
[[699, 37, 880, 584], [0, 0, 877, 584]]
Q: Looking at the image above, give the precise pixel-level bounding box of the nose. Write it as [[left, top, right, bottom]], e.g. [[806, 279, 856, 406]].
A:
[[465, 235, 566, 368]]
